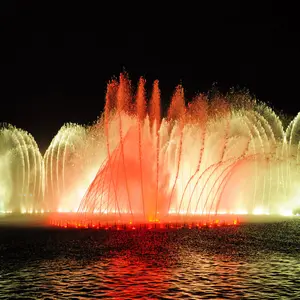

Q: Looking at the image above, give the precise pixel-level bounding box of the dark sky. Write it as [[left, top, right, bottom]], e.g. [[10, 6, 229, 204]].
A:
[[1, 2, 299, 151]]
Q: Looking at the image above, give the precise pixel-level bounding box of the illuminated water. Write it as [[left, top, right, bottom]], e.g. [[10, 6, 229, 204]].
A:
[[1, 73, 300, 223], [1, 221, 300, 299]]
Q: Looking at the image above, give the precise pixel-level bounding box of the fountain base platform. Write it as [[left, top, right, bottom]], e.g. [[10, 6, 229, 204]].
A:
[[0, 212, 298, 230]]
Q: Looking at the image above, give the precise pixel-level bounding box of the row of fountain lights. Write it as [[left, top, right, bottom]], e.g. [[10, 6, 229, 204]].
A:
[[49, 219, 240, 230]]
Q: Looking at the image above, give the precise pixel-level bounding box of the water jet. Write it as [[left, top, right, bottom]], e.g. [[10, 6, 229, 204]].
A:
[[1, 74, 300, 228]]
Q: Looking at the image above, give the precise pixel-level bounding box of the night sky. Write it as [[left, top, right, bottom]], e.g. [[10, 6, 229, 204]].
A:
[[1, 2, 299, 152]]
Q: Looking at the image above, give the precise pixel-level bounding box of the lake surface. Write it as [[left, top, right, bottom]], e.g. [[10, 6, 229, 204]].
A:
[[1, 221, 300, 299]]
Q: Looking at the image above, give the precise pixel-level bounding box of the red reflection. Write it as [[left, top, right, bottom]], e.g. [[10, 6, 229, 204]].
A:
[[104, 252, 170, 298], [101, 230, 172, 298]]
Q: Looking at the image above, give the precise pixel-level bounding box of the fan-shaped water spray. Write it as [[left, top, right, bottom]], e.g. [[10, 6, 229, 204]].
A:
[[43, 123, 105, 213], [0, 124, 44, 213]]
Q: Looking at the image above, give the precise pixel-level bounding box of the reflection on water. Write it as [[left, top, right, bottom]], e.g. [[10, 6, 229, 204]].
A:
[[1, 222, 300, 299]]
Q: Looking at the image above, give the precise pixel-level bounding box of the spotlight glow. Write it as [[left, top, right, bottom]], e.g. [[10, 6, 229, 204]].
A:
[[279, 209, 293, 217]]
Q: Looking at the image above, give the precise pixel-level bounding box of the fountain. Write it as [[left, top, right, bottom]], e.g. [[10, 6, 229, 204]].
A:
[[0, 124, 44, 214], [1, 73, 300, 228]]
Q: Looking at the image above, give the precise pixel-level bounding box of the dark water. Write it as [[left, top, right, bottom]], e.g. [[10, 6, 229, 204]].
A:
[[1, 221, 300, 299]]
